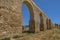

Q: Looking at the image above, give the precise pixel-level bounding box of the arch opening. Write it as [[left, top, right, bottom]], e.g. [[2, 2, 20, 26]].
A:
[[22, 1, 34, 33], [39, 13, 44, 31], [38, 16, 40, 24], [46, 19, 52, 29], [49, 19, 51, 29], [46, 19, 49, 29]]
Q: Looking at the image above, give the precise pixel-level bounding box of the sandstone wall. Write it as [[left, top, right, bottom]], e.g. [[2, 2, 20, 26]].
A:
[[0, 0, 22, 38]]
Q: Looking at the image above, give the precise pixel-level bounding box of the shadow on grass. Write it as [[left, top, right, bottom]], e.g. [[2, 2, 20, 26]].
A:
[[23, 31, 34, 34], [13, 35, 23, 39]]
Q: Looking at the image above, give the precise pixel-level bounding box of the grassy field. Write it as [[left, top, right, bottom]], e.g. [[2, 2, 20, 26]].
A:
[[0, 28, 60, 40]]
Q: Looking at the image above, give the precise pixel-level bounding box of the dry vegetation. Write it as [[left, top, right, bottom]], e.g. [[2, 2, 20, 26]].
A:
[[0, 28, 60, 40], [15, 28, 60, 40]]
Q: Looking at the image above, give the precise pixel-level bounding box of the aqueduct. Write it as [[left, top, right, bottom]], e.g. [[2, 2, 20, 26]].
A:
[[0, 0, 53, 37], [22, 0, 52, 33]]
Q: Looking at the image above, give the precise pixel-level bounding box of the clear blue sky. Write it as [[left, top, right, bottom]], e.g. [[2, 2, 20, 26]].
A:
[[22, 0, 60, 26]]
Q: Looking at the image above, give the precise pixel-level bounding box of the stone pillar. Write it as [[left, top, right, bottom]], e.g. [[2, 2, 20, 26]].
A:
[[29, 19, 35, 33], [40, 14, 47, 31], [29, 14, 40, 33], [49, 19, 52, 29], [46, 19, 49, 29], [47, 19, 52, 29]]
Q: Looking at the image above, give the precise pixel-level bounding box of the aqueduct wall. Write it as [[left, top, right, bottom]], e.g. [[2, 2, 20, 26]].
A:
[[0, 0, 54, 38]]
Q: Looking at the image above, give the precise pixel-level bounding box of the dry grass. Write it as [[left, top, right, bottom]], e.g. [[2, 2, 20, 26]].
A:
[[20, 28, 60, 40], [1, 28, 60, 40]]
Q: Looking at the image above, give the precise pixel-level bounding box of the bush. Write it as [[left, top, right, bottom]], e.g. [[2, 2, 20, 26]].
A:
[[13, 35, 22, 38], [0, 37, 10, 40]]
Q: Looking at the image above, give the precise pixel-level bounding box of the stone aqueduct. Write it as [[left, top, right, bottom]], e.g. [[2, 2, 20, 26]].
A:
[[0, 0, 54, 36]]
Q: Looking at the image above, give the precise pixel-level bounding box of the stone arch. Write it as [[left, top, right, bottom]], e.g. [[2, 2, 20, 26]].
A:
[[22, 1, 35, 33], [46, 18, 49, 29], [46, 19, 52, 29], [39, 13, 44, 31], [23, 1, 34, 19], [48, 19, 52, 29]]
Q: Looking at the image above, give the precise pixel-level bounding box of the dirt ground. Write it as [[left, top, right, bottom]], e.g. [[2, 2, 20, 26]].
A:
[[12, 28, 60, 40]]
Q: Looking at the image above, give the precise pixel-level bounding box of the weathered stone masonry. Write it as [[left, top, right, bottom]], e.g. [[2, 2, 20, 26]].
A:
[[0, 0, 53, 38]]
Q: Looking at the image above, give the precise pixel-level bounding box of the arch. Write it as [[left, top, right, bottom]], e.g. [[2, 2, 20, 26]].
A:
[[46, 19, 52, 29], [23, 1, 34, 17], [46, 18, 49, 29], [39, 13, 44, 31], [48, 19, 52, 29], [38, 16, 40, 24], [22, 1, 35, 33], [22, 3, 30, 33]]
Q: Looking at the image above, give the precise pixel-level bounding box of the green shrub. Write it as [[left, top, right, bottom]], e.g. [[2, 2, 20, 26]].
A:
[[0, 37, 10, 40], [13, 35, 22, 38]]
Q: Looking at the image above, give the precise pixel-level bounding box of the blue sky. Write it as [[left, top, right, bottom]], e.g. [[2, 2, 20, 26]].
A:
[[22, 0, 60, 26]]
